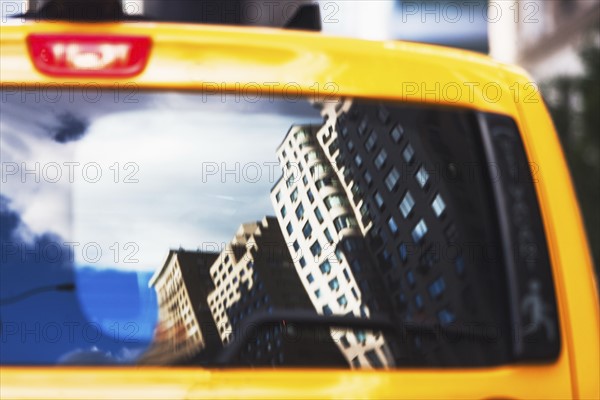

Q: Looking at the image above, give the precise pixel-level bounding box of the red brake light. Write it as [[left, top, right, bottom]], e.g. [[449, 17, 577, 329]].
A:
[[27, 34, 152, 78]]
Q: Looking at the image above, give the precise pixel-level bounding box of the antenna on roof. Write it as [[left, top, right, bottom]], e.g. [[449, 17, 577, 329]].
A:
[[18, 0, 146, 21], [283, 4, 322, 32]]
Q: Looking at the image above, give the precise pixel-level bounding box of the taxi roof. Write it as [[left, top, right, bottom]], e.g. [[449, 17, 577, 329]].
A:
[[0, 21, 524, 116]]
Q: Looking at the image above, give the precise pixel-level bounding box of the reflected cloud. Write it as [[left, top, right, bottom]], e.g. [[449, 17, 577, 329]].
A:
[[50, 112, 89, 143]]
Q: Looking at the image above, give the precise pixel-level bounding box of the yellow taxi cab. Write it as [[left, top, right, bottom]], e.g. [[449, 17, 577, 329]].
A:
[[0, 2, 598, 399]]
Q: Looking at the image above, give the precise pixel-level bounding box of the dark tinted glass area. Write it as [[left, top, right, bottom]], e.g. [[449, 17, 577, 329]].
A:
[[0, 89, 558, 367]]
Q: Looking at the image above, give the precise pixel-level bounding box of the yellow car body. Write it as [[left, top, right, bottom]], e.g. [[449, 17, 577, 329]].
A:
[[0, 21, 598, 400]]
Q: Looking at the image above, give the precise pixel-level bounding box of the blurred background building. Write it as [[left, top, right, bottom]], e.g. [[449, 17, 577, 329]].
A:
[[488, 0, 599, 275], [489, 0, 599, 80]]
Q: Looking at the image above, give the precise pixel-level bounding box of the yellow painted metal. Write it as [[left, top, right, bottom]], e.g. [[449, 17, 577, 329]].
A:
[[1, 21, 598, 400], [0, 366, 582, 399]]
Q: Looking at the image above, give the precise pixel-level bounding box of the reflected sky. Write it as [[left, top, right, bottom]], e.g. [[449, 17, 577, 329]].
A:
[[0, 90, 321, 363], [2, 91, 321, 271]]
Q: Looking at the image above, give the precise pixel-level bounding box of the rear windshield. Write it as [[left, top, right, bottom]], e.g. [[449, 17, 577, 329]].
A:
[[0, 88, 558, 367]]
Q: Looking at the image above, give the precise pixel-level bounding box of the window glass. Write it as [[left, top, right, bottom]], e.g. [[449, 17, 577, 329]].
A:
[[315, 207, 324, 223], [385, 167, 401, 192], [319, 260, 331, 274], [403, 144, 415, 163], [324, 228, 334, 243], [388, 217, 399, 234], [291, 188, 299, 202], [295, 203, 305, 220], [390, 124, 404, 143], [374, 148, 388, 170], [302, 222, 312, 238], [334, 215, 358, 232], [0, 90, 556, 369], [374, 192, 385, 209], [324, 194, 347, 209], [354, 154, 363, 168], [415, 165, 429, 188], [329, 278, 340, 291], [399, 191, 415, 218], [364, 170, 373, 186], [365, 131, 377, 152], [310, 241, 322, 257], [432, 193, 446, 217], [412, 219, 428, 243]]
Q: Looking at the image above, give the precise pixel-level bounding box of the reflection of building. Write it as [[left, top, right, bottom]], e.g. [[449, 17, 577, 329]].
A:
[[316, 99, 509, 365], [271, 125, 394, 369], [206, 216, 345, 366], [141, 250, 221, 364], [207, 217, 306, 344], [318, 99, 458, 325]]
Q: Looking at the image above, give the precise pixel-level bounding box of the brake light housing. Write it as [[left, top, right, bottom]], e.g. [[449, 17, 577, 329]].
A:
[[27, 34, 152, 78]]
